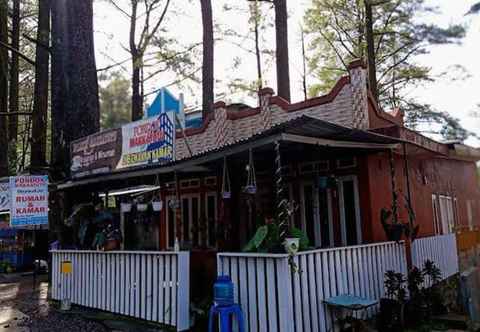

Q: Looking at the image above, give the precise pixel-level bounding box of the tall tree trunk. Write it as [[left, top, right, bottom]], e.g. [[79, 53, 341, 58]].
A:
[[31, 0, 50, 172], [51, 0, 99, 179], [301, 27, 307, 101], [200, 0, 214, 117], [131, 58, 142, 120], [365, 0, 378, 101], [67, 0, 100, 137], [51, 0, 69, 179], [274, 0, 290, 102], [0, 0, 9, 176], [129, 0, 143, 121], [8, 0, 20, 172], [252, 0, 262, 91]]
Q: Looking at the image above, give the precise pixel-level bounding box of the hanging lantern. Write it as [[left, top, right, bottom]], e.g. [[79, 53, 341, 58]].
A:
[[120, 203, 132, 213], [222, 156, 232, 199], [151, 200, 163, 211], [151, 174, 163, 211], [243, 149, 257, 194]]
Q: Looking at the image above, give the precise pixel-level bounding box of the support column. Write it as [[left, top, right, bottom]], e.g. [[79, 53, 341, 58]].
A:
[[275, 141, 289, 240]]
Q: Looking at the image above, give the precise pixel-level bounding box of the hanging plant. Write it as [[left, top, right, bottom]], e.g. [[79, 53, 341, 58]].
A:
[[243, 149, 257, 194], [151, 175, 163, 211], [222, 156, 231, 199], [151, 200, 163, 212], [120, 202, 132, 213]]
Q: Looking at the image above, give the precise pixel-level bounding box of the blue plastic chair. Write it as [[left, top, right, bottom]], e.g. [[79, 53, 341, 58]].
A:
[[208, 303, 245, 332]]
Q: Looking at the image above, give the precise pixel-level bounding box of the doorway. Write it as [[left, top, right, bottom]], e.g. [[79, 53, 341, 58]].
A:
[[338, 175, 362, 246], [300, 181, 334, 248]]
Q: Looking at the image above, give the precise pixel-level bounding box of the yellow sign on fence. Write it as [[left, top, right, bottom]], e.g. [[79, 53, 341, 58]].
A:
[[61, 261, 72, 274]]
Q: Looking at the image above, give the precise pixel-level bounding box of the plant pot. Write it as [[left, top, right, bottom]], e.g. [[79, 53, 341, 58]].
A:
[[317, 176, 328, 189], [243, 185, 257, 194], [384, 224, 404, 242], [152, 201, 163, 211], [222, 191, 231, 199], [103, 239, 119, 251], [284, 237, 300, 255], [120, 203, 132, 213], [169, 200, 180, 210], [137, 204, 148, 212], [378, 298, 402, 331], [404, 298, 428, 327]]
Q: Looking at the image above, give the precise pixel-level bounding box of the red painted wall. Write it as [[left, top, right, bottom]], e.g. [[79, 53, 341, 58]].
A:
[[362, 151, 480, 243]]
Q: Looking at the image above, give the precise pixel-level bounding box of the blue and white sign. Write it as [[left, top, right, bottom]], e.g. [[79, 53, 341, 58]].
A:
[[9, 176, 49, 227], [146, 88, 185, 128], [116, 112, 175, 169]]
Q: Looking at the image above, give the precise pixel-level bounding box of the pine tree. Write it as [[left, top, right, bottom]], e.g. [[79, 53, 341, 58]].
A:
[[304, 0, 470, 140], [0, 0, 9, 176]]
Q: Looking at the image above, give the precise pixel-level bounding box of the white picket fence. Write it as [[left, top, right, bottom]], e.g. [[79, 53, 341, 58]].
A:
[[217, 241, 407, 332], [412, 233, 459, 279], [51, 250, 190, 331]]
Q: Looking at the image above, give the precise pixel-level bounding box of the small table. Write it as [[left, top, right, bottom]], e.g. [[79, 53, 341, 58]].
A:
[[324, 295, 378, 332]]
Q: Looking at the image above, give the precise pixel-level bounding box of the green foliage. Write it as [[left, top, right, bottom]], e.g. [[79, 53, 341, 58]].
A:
[[243, 219, 311, 253], [384, 270, 407, 302], [289, 227, 309, 250], [243, 225, 269, 252], [99, 72, 131, 130], [407, 267, 424, 298], [304, 0, 471, 141]]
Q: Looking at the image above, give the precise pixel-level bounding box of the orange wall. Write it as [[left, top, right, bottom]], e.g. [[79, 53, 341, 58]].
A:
[[363, 151, 480, 243]]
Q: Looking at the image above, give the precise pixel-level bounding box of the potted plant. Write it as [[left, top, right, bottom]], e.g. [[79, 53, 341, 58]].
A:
[[151, 200, 163, 212], [379, 270, 406, 331], [380, 208, 405, 242], [120, 202, 132, 213]]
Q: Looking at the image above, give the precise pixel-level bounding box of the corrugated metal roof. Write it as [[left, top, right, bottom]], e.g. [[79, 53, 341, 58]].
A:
[[58, 115, 400, 189]]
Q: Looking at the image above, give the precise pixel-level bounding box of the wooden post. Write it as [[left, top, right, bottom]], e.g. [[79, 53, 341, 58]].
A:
[[174, 172, 182, 247], [402, 143, 414, 270]]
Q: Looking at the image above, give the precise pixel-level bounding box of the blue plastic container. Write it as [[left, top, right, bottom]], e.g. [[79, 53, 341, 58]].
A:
[[214, 276, 234, 307]]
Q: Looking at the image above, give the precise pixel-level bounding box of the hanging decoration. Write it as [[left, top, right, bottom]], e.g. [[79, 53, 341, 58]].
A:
[[151, 174, 163, 211], [243, 149, 257, 194], [120, 202, 132, 213], [274, 141, 289, 240], [222, 156, 232, 199]]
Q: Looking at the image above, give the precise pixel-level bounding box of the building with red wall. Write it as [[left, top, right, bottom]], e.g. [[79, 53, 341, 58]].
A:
[[58, 60, 480, 298]]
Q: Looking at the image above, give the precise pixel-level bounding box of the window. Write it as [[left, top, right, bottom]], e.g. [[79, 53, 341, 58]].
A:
[[206, 193, 217, 248], [166, 194, 201, 248], [336, 157, 357, 169], [299, 160, 329, 174], [467, 200, 474, 230], [180, 179, 200, 189], [204, 177, 217, 186], [432, 194, 442, 235], [434, 194, 457, 234]]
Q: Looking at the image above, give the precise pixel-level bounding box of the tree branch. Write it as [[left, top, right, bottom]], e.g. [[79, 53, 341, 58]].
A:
[[0, 40, 35, 66], [0, 112, 32, 116], [109, 0, 132, 18], [22, 33, 51, 53]]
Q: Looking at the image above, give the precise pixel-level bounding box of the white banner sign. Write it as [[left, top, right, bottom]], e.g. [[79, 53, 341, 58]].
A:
[[116, 113, 175, 169], [9, 176, 49, 227]]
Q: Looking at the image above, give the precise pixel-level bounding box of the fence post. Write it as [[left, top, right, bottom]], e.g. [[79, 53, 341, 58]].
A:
[[405, 238, 413, 270], [277, 256, 295, 332], [176, 252, 190, 332]]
